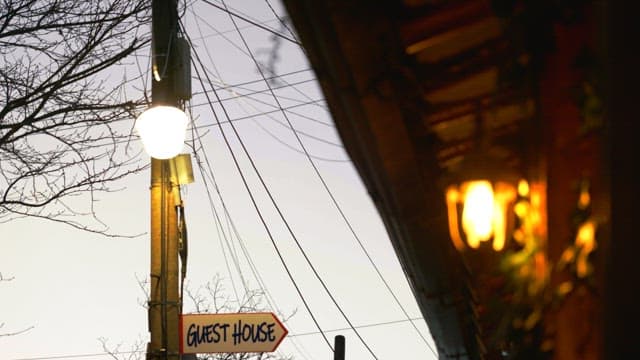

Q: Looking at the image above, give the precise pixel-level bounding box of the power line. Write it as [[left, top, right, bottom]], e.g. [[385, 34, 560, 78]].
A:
[[10, 351, 140, 360], [210, 0, 437, 356], [185, 25, 336, 352], [186, 16, 283, 42], [193, 98, 343, 149], [204, 0, 437, 356], [9, 317, 433, 360], [201, 68, 316, 94], [290, 317, 429, 338], [200, 0, 300, 46], [216, 2, 380, 358], [188, 120, 314, 360], [263, 0, 298, 42], [193, 75, 332, 128], [252, 70, 440, 355], [187, 110, 246, 303], [190, 1, 322, 119], [195, 77, 319, 106], [186, 7, 340, 155]]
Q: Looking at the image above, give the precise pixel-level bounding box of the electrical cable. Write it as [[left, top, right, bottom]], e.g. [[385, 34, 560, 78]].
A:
[[188, 117, 314, 360], [264, 0, 298, 41], [200, 0, 300, 46], [214, 0, 438, 356], [187, 110, 315, 360], [289, 317, 429, 337], [187, 2, 430, 358], [8, 317, 435, 360], [185, 17, 340, 351], [217, 0, 435, 356], [198, 68, 319, 100], [187, 14, 282, 42], [185, 102, 246, 303], [188, 4, 328, 120], [184, 26, 336, 352], [189, 77, 342, 148], [187, 4, 339, 154], [192, 75, 332, 128], [187, 8, 340, 154], [209, 2, 382, 357], [234, 61, 440, 356], [195, 77, 318, 106]]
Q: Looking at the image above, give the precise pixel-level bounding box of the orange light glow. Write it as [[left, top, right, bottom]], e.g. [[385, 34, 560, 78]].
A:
[[446, 186, 466, 251], [517, 179, 530, 197], [576, 220, 597, 253]]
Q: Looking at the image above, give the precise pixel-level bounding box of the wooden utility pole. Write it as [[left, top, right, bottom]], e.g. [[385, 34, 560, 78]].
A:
[[148, 0, 181, 359]]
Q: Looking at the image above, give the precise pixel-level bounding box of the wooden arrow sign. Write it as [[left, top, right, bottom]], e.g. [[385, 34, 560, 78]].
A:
[[180, 312, 288, 354]]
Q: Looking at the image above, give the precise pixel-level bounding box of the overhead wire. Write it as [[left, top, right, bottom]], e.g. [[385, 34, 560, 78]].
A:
[[191, 50, 329, 360], [192, 96, 346, 152], [200, 0, 300, 46], [188, 9, 335, 329], [195, 77, 317, 106], [187, 8, 345, 163], [188, 74, 341, 149], [183, 20, 335, 354], [200, 0, 321, 112], [187, 103, 278, 314], [187, 8, 332, 135], [187, 109, 245, 303], [192, 75, 333, 128], [201, 68, 317, 96], [185, 1, 433, 358], [229, 51, 440, 356], [187, 16, 283, 42], [238, 0, 439, 356], [213, 0, 435, 356], [290, 317, 429, 338], [9, 317, 433, 360], [212, 1, 381, 357], [183, 12, 314, 357], [184, 26, 278, 314], [264, 0, 298, 41], [188, 7, 330, 120]]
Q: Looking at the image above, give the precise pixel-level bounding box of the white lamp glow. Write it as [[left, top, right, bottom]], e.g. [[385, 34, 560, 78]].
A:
[[136, 106, 188, 159], [462, 180, 495, 249]]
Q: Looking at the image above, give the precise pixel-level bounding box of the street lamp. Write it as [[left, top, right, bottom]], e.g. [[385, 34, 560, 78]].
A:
[[136, 105, 189, 159]]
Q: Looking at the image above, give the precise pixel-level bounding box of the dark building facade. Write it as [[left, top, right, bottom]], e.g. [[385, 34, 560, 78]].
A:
[[282, 0, 639, 358]]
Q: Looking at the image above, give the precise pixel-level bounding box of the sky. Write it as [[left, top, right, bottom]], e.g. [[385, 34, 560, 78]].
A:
[[1, 1, 437, 359]]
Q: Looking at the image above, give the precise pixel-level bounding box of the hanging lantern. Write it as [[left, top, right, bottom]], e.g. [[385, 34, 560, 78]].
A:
[[443, 148, 522, 252]]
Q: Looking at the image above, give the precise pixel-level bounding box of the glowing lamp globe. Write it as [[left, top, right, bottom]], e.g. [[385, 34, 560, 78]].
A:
[[136, 106, 188, 159]]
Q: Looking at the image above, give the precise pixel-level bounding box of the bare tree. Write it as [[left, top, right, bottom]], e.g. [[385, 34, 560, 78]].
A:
[[0, 0, 151, 234], [102, 275, 294, 360], [184, 276, 294, 360]]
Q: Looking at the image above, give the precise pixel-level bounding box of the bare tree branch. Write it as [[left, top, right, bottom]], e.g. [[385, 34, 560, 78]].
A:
[[118, 275, 294, 360], [0, 0, 152, 236]]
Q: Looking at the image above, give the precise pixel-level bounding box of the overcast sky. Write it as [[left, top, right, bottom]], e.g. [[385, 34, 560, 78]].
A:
[[0, 1, 437, 359]]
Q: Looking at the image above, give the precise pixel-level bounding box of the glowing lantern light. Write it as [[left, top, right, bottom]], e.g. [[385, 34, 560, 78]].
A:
[[446, 180, 517, 251], [462, 181, 496, 248]]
